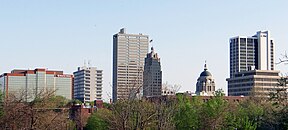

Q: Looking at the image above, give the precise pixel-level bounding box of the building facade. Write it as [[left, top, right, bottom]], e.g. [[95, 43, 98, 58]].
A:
[[161, 87, 176, 96], [227, 70, 280, 96], [73, 66, 103, 102], [229, 31, 274, 78], [0, 68, 73, 100], [112, 28, 149, 101], [143, 47, 162, 97], [196, 63, 216, 96], [228, 31, 280, 96]]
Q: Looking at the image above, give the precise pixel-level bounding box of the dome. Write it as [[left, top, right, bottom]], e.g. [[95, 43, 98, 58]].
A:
[[199, 62, 212, 76], [200, 70, 212, 76]]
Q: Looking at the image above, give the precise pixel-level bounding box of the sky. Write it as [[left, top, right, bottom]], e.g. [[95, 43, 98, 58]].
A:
[[1, 0, 288, 101]]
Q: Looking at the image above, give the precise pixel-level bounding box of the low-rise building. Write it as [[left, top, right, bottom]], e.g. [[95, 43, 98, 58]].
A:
[[227, 70, 281, 96], [0, 68, 73, 100]]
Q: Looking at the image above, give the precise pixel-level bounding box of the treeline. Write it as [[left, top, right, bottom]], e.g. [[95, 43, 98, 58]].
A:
[[0, 90, 76, 130], [0, 88, 286, 130], [86, 92, 288, 130]]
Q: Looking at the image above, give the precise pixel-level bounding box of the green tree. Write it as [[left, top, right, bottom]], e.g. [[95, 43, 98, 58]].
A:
[[236, 99, 262, 130], [268, 77, 288, 129], [214, 88, 225, 96], [89, 101, 94, 106], [226, 97, 269, 130], [70, 99, 82, 105], [47, 95, 69, 108], [200, 95, 228, 129], [85, 109, 109, 130], [103, 102, 111, 109], [174, 94, 202, 130]]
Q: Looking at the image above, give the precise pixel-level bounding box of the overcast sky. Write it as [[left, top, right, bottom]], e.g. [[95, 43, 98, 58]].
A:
[[1, 0, 288, 101]]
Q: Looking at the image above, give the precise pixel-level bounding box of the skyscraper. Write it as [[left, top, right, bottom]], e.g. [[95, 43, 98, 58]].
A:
[[73, 66, 103, 102], [112, 28, 149, 101], [227, 31, 280, 96], [229, 31, 274, 78], [143, 47, 162, 97], [0, 68, 73, 100]]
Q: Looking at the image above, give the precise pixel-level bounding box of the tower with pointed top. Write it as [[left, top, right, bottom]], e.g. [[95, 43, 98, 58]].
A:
[[196, 63, 216, 96], [143, 47, 162, 97]]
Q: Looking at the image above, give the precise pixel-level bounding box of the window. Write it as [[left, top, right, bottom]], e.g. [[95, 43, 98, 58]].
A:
[[240, 38, 246, 43]]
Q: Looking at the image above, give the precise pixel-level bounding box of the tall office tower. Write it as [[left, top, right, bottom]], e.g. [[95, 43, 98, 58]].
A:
[[143, 47, 162, 97], [73, 66, 103, 102], [0, 68, 73, 100], [113, 28, 149, 102], [229, 31, 274, 78], [228, 31, 280, 96]]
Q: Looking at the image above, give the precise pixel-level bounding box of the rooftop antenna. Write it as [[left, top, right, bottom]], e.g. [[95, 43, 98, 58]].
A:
[[84, 60, 86, 67], [149, 39, 154, 50], [88, 60, 91, 67], [149, 39, 153, 43]]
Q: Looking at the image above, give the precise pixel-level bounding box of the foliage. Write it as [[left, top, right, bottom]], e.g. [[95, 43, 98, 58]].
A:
[[86, 99, 175, 130], [0, 89, 76, 130], [85, 109, 109, 130], [89, 101, 94, 106], [84, 93, 288, 130], [103, 102, 111, 109], [47, 95, 70, 108], [201, 95, 228, 129], [268, 77, 288, 129], [214, 88, 225, 96], [3, 86, 285, 129], [174, 94, 263, 130], [70, 99, 82, 105], [234, 99, 263, 130], [174, 95, 201, 130]]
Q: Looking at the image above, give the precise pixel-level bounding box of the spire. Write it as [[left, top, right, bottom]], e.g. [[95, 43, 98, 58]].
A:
[[204, 60, 207, 71]]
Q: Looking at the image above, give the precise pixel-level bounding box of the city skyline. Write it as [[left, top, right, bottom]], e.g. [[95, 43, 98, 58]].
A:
[[1, 1, 288, 101]]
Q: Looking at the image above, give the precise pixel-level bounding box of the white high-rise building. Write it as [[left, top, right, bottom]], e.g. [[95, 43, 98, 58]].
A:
[[112, 28, 149, 102], [73, 66, 103, 102], [229, 30, 274, 78], [227, 31, 280, 96]]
